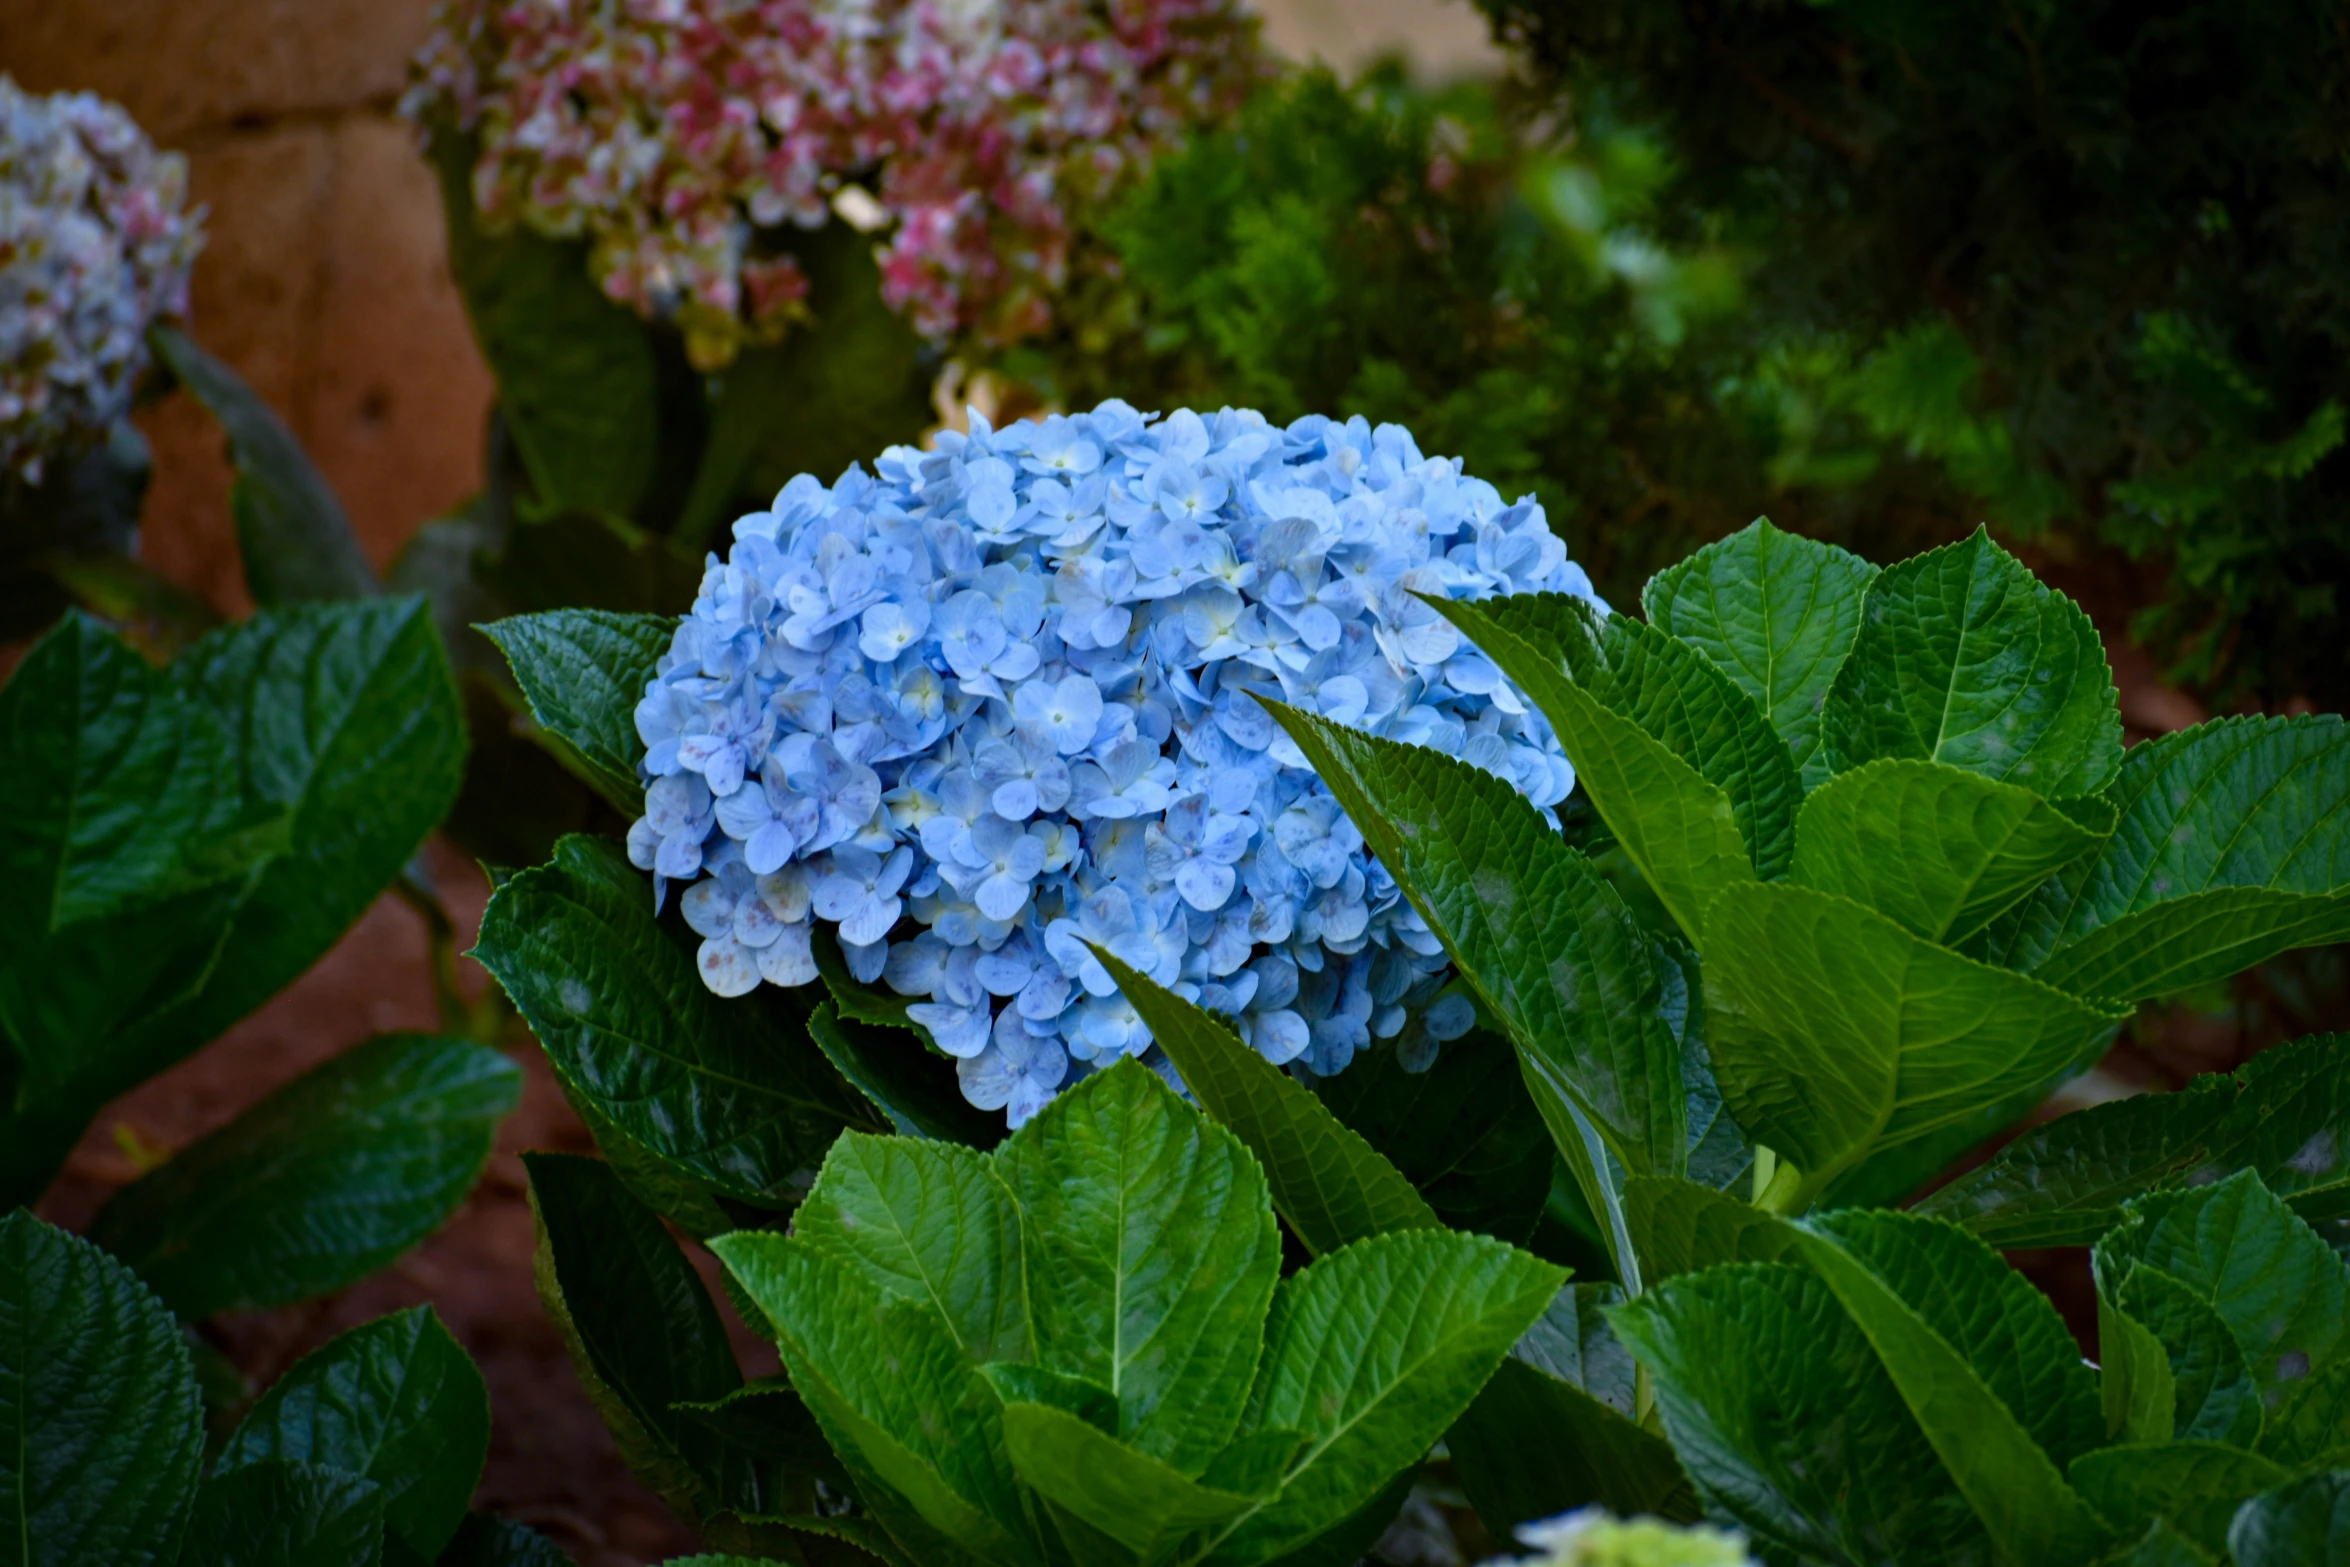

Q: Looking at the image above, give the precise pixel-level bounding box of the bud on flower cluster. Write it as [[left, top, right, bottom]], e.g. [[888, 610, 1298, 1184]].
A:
[[1, 76, 203, 482], [633, 401, 1605, 1123], [407, 0, 1261, 367]]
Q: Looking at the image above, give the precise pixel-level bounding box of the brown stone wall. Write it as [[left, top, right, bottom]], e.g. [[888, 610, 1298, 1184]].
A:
[[0, 0, 496, 614]]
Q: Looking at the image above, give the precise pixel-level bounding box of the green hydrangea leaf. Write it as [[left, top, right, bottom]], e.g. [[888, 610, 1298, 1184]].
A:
[[1701, 880, 2126, 1190], [429, 126, 658, 519], [2262, 1355, 2350, 1468], [2069, 1444, 2288, 1558], [0, 1211, 204, 1567], [1198, 1230, 1565, 1567], [215, 1306, 489, 1558], [436, 1514, 576, 1567], [523, 1154, 817, 1534], [711, 1234, 1026, 1567], [1641, 516, 1879, 790], [2228, 1471, 2350, 1567], [804, 998, 1002, 1147], [1610, 1262, 1988, 1565], [795, 1133, 1031, 1366], [1623, 1175, 1792, 1285], [475, 835, 881, 1204], [995, 1061, 1281, 1474], [1089, 947, 1438, 1257], [178, 1459, 385, 1567], [1917, 1031, 2350, 1247], [1989, 714, 2350, 1004], [1000, 1400, 1260, 1562], [2096, 1264, 2261, 1447], [1792, 758, 2108, 943], [481, 609, 672, 812], [148, 324, 379, 607], [1821, 527, 2122, 796], [2092, 1171, 2349, 1412], [88, 1032, 518, 1320], [1425, 594, 1755, 947]]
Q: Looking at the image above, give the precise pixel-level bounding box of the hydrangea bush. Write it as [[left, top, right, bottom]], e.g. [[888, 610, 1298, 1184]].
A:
[[627, 401, 1604, 1122], [407, 0, 1260, 367], [0, 75, 202, 481]]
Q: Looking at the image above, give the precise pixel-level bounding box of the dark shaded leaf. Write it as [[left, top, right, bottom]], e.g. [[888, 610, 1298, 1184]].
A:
[[180, 1460, 385, 1567], [2229, 1471, 2350, 1567], [481, 609, 671, 813], [2070, 1444, 2287, 1558]]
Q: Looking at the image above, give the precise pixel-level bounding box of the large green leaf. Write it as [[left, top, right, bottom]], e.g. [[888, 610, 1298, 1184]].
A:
[[179, 1460, 385, 1567], [712, 1233, 1027, 1566], [995, 1061, 1282, 1473], [1792, 759, 2108, 944], [1641, 516, 1879, 789], [429, 128, 657, 519], [0, 1211, 204, 1567], [1622, 1175, 1792, 1284], [147, 324, 378, 606], [0, 613, 278, 1131], [1198, 1230, 1565, 1567], [1820, 527, 2122, 797], [1093, 949, 1437, 1258], [2228, 1471, 2350, 1567], [524, 1153, 815, 1535], [1916, 1032, 2350, 1246], [481, 610, 671, 813], [1448, 1288, 1697, 1534], [1427, 595, 1755, 947], [214, 1306, 488, 1558], [2069, 1444, 2288, 1558], [2096, 1263, 2261, 1447], [88, 1033, 518, 1319], [795, 1134, 1030, 1365], [2092, 1172, 2348, 1410], [1000, 1401, 1259, 1566], [1266, 707, 1686, 1188], [1989, 714, 2350, 1004], [1785, 1211, 2111, 1562], [475, 835, 880, 1203], [1610, 1262, 1988, 1565], [1700, 879, 2126, 1192]]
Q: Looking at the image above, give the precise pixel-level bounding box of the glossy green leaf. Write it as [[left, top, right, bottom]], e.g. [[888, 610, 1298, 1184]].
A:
[[712, 1234, 1026, 1566], [1701, 879, 2126, 1190], [481, 610, 671, 812], [995, 1061, 1281, 1472], [1611, 1262, 1988, 1565], [148, 324, 378, 606], [1992, 714, 2350, 1003], [795, 1133, 1030, 1365], [1448, 1288, 1698, 1533], [2093, 1171, 2348, 1410], [1654, 938, 1754, 1193], [430, 127, 657, 518], [2070, 1444, 2288, 1557], [1787, 1212, 2110, 1561], [2097, 1264, 2261, 1447], [89, 1033, 518, 1319], [1266, 706, 1687, 1186], [1307, 1027, 1552, 1246], [179, 1460, 385, 1567], [1792, 759, 2108, 943], [1198, 1230, 1565, 1567], [215, 1306, 488, 1557], [2229, 1471, 2350, 1567], [475, 835, 880, 1204], [1000, 1401, 1257, 1564], [0, 1211, 204, 1567], [436, 1514, 576, 1567], [1091, 948, 1437, 1257], [1427, 594, 1754, 947], [1623, 1175, 1791, 1284], [1641, 516, 1879, 789], [1821, 527, 2122, 796], [524, 1153, 812, 1533]]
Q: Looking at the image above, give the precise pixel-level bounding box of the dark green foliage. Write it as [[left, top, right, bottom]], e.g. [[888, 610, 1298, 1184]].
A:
[[1477, 0, 2350, 704]]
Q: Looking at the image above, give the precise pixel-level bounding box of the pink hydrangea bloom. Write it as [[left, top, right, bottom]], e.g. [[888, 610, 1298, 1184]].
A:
[[1, 76, 204, 482], [407, 0, 1261, 368]]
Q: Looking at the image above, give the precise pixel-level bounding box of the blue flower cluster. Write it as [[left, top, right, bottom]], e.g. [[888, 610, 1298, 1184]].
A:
[[631, 402, 1606, 1124]]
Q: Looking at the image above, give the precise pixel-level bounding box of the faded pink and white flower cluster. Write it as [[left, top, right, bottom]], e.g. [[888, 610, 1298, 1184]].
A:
[[406, 0, 1261, 368], [1, 76, 203, 482]]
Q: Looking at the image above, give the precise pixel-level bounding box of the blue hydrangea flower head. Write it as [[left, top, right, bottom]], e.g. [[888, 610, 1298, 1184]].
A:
[[630, 402, 1605, 1124]]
